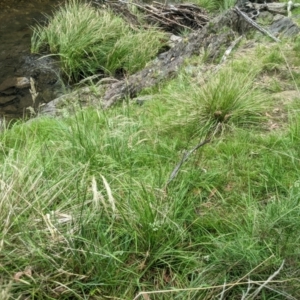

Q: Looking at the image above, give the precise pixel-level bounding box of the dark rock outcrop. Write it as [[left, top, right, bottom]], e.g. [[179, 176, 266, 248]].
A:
[[269, 15, 300, 37]]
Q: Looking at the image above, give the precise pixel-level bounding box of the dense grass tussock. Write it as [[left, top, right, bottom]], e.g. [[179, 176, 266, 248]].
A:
[[31, 0, 166, 81], [157, 67, 269, 137]]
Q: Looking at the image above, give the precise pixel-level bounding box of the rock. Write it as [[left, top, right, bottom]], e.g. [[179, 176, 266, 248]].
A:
[[15, 77, 31, 89], [0, 76, 30, 91], [0, 54, 65, 120], [168, 35, 183, 48], [16, 54, 64, 104], [0, 95, 17, 104], [1, 104, 18, 112], [257, 11, 274, 26], [269, 15, 300, 37], [39, 86, 99, 116]]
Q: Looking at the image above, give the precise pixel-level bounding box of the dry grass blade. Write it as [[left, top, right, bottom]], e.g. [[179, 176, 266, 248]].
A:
[[245, 260, 285, 299], [216, 255, 275, 297], [101, 175, 116, 213], [29, 77, 39, 105], [132, 279, 292, 300], [0, 282, 12, 300], [91, 176, 107, 212]]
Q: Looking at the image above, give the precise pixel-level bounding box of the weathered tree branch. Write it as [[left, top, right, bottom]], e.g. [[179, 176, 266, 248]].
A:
[[166, 139, 211, 186], [102, 9, 239, 108], [234, 6, 280, 42]]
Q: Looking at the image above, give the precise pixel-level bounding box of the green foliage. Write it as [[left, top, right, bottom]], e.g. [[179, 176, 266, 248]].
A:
[[154, 67, 269, 138], [196, 69, 268, 130], [3, 9, 300, 300], [192, 0, 236, 12], [293, 35, 300, 53], [2, 97, 300, 298], [260, 46, 285, 72], [31, 0, 166, 81]]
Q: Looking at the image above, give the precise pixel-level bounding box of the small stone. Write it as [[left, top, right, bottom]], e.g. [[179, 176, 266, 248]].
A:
[[168, 34, 182, 48]]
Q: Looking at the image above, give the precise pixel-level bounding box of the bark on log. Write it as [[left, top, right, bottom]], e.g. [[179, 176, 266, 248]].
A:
[[102, 9, 241, 108]]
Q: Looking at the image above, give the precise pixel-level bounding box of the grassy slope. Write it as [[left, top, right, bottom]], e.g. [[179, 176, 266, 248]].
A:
[[2, 11, 300, 300]]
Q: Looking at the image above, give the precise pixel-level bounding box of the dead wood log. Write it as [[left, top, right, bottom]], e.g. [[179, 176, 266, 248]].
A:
[[31, 0, 300, 120], [101, 9, 240, 108], [102, 0, 300, 109], [102, 32, 236, 108]]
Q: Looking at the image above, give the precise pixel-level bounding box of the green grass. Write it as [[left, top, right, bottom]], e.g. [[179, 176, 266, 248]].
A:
[[191, 0, 236, 12], [1, 62, 300, 298], [3, 1, 300, 299], [148, 66, 270, 140], [31, 0, 166, 81]]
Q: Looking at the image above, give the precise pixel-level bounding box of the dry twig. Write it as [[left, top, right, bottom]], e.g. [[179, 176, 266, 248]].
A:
[[245, 260, 285, 299], [166, 139, 210, 186]]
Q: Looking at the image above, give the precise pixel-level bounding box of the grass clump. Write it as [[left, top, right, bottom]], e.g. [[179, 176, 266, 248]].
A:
[[154, 67, 269, 139], [196, 69, 267, 130], [31, 0, 166, 81]]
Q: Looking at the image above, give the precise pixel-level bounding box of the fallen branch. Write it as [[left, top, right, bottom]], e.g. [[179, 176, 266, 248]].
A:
[[131, 2, 193, 32], [234, 6, 280, 42], [241, 1, 300, 14], [214, 35, 244, 73], [166, 139, 210, 186]]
